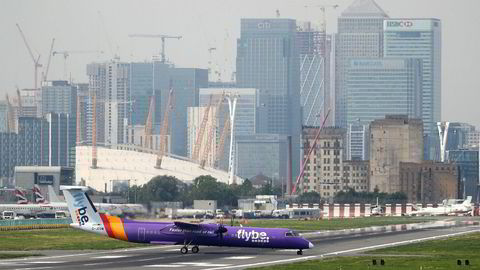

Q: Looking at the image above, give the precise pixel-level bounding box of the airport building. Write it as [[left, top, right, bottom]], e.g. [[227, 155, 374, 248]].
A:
[[14, 166, 75, 197], [399, 161, 457, 204], [369, 115, 424, 193]]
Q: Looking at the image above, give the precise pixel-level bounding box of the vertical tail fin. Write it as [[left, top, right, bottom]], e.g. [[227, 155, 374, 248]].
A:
[[47, 185, 62, 203], [33, 184, 46, 203], [463, 196, 472, 207], [61, 186, 102, 226], [15, 187, 28, 204]]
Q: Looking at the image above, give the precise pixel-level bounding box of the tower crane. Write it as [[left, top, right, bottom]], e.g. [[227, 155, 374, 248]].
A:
[[16, 23, 42, 90], [155, 87, 174, 169], [5, 94, 15, 132], [52, 50, 104, 79], [43, 38, 55, 82], [304, 4, 338, 32], [200, 93, 225, 169], [128, 34, 182, 64]]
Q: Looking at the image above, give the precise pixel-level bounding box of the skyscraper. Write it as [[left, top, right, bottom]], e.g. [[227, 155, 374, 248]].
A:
[[297, 22, 327, 126], [384, 19, 441, 134], [0, 101, 7, 132], [42, 80, 77, 167], [346, 58, 422, 126], [336, 0, 388, 127], [236, 18, 301, 177]]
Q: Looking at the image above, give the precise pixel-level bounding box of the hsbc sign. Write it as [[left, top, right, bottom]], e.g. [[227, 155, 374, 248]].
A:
[[384, 20, 433, 31], [386, 21, 413, 28]]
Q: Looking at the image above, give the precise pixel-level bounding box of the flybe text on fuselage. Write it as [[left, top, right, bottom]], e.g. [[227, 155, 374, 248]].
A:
[[236, 229, 270, 243], [73, 192, 89, 226]]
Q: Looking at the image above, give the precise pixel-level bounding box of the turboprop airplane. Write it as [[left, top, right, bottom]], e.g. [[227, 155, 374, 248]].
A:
[[407, 196, 473, 216], [62, 186, 314, 255]]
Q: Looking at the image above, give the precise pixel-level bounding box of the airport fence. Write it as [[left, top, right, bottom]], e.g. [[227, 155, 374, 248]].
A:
[[0, 218, 72, 231]]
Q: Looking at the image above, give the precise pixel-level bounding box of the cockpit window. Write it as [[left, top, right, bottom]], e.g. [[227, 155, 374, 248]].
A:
[[285, 231, 298, 237]]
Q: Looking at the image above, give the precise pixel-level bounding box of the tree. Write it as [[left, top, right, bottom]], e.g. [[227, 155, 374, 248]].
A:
[[135, 175, 187, 203], [190, 175, 238, 207], [296, 191, 321, 204]]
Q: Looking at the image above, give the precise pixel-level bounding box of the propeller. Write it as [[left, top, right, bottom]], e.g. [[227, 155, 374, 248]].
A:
[[214, 224, 228, 238]]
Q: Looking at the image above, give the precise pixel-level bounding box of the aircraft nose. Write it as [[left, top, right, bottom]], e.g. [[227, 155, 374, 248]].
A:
[[308, 241, 314, 249]]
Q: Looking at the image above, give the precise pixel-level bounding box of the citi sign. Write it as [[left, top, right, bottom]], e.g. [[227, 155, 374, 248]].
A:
[[387, 21, 414, 28]]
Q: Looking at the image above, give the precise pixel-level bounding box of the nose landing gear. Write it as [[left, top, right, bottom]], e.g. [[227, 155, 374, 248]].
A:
[[297, 249, 303, 255]]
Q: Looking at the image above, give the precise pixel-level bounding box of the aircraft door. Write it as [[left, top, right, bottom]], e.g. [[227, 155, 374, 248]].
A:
[[138, 227, 146, 242]]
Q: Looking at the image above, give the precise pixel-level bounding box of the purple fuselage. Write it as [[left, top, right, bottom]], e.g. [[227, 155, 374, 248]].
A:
[[120, 219, 311, 250]]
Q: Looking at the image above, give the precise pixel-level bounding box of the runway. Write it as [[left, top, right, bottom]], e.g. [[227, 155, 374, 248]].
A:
[[1, 223, 479, 270]]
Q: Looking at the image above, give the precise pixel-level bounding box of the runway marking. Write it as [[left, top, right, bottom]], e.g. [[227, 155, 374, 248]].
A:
[[83, 262, 115, 266], [177, 262, 231, 267], [278, 249, 298, 252], [24, 261, 63, 264], [203, 229, 480, 270], [165, 249, 180, 252], [0, 245, 176, 263], [94, 255, 128, 259], [223, 256, 256, 260], [144, 265, 182, 268], [137, 257, 166, 262]]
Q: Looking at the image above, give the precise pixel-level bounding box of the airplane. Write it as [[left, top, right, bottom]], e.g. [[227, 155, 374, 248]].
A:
[[62, 185, 314, 255], [407, 196, 473, 216], [1, 185, 147, 218]]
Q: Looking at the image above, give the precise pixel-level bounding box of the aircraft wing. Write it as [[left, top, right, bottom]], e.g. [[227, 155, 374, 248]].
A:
[[174, 221, 203, 231]]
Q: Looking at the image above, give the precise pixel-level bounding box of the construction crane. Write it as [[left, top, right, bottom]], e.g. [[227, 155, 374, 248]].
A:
[[128, 34, 182, 64], [16, 23, 42, 90], [91, 92, 98, 169], [214, 111, 230, 169], [52, 50, 103, 79], [16, 88, 22, 118], [292, 109, 330, 194], [5, 94, 15, 132], [144, 94, 155, 149], [43, 38, 55, 82], [155, 88, 174, 169], [304, 4, 338, 32], [192, 95, 213, 161], [200, 93, 225, 169]]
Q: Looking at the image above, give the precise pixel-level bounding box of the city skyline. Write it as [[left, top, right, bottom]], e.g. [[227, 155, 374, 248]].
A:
[[1, 0, 480, 129]]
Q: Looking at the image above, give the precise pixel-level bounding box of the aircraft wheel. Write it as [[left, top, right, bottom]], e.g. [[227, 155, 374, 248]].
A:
[[192, 246, 199, 253], [180, 246, 188, 254], [297, 250, 303, 255]]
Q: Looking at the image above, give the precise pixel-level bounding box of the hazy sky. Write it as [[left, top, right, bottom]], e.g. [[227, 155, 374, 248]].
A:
[[1, 0, 479, 128]]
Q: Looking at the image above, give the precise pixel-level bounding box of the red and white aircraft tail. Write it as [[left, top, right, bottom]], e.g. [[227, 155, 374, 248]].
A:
[[15, 188, 29, 204], [33, 184, 47, 203]]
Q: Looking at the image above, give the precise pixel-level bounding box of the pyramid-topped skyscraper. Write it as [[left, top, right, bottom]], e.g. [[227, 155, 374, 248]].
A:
[[341, 0, 388, 17], [334, 0, 388, 128]]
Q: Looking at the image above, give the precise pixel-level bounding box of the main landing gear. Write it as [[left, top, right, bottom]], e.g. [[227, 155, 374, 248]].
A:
[[297, 249, 303, 255], [180, 245, 200, 254]]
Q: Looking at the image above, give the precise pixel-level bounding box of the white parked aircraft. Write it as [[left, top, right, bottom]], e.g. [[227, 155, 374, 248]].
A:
[[407, 196, 473, 216], [0, 185, 147, 218]]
